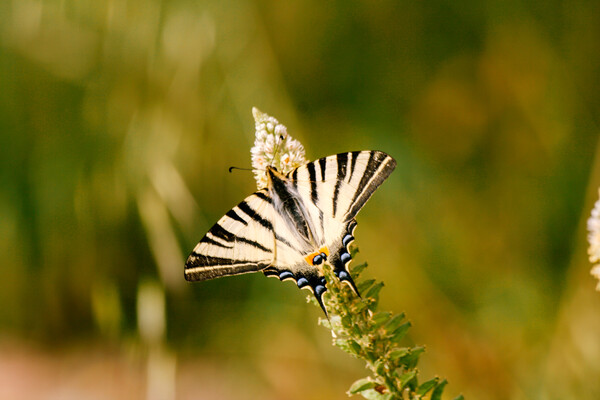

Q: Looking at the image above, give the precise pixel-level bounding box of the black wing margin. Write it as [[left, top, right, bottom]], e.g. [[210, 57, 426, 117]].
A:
[[343, 150, 396, 221]]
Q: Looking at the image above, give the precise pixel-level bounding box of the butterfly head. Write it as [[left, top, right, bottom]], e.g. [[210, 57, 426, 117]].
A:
[[265, 164, 285, 177]]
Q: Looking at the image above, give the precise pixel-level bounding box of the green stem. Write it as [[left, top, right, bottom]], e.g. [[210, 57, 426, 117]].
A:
[[313, 253, 459, 400]]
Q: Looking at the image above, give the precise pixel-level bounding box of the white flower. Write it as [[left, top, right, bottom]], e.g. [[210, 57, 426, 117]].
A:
[[587, 189, 600, 291], [587, 193, 600, 263], [250, 107, 306, 189], [592, 265, 600, 291], [275, 124, 287, 136]]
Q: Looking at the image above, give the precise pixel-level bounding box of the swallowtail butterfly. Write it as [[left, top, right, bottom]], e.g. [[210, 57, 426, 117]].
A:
[[185, 150, 396, 313]]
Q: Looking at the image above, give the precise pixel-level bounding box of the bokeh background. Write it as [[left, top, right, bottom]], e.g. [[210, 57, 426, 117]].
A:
[[1, 1, 600, 399]]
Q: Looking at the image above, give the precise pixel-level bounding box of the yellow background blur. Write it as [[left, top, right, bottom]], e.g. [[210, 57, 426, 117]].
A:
[[1, 1, 600, 399]]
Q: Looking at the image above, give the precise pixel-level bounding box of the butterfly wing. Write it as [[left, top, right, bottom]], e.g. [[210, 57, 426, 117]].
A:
[[292, 150, 397, 223], [185, 151, 396, 315], [266, 150, 396, 305], [185, 190, 277, 281]]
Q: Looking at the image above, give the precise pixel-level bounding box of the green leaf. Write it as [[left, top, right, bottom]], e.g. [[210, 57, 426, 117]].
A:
[[358, 279, 376, 293], [351, 261, 367, 276], [348, 378, 377, 394], [354, 300, 369, 312], [349, 340, 363, 355], [342, 315, 353, 328], [372, 311, 391, 327], [453, 396, 465, 400], [350, 247, 361, 258], [388, 348, 410, 361], [334, 339, 352, 353], [399, 370, 417, 389], [416, 378, 439, 396], [430, 379, 447, 400], [365, 282, 384, 299], [365, 350, 378, 363], [389, 321, 412, 343], [334, 338, 363, 357], [384, 313, 406, 332], [400, 346, 425, 369], [374, 359, 386, 375]]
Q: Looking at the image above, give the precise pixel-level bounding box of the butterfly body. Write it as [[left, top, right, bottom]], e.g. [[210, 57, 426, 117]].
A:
[[267, 166, 322, 252], [185, 150, 396, 313]]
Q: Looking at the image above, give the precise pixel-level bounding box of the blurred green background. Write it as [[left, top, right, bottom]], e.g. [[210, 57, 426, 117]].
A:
[[1, 0, 600, 399]]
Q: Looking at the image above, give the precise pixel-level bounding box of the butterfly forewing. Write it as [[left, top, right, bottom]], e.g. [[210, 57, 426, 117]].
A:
[[291, 151, 396, 224], [185, 190, 276, 281]]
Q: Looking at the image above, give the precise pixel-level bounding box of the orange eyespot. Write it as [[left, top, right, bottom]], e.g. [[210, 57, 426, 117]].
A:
[[304, 246, 330, 266]]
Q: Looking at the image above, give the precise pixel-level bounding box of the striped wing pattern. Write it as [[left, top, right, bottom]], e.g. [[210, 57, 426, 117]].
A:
[[185, 191, 277, 281], [185, 150, 396, 314], [264, 151, 396, 310], [292, 150, 396, 223]]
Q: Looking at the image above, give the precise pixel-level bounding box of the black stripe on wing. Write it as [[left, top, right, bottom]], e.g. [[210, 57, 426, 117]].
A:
[[190, 254, 265, 266], [211, 223, 235, 242], [237, 237, 272, 253], [208, 219, 272, 253], [186, 253, 270, 281], [237, 201, 272, 230], [345, 151, 396, 220], [318, 157, 327, 181], [291, 168, 299, 190], [290, 151, 395, 221], [307, 160, 318, 203], [333, 152, 348, 217], [225, 209, 247, 225], [235, 196, 301, 252], [254, 191, 272, 203], [202, 236, 233, 249], [349, 150, 360, 177], [185, 191, 275, 282]]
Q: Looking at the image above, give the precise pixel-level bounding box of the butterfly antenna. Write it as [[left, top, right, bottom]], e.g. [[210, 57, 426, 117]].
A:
[[269, 133, 287, 170], [228, 166, 253, 173]]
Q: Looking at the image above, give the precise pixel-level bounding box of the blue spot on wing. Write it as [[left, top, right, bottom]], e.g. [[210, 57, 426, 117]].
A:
[[297, 277, 309, 288], [279, 271, 295, 280]]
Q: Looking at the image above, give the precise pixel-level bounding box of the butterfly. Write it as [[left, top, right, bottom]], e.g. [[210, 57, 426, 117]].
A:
[[185, 150, 396, 313]]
